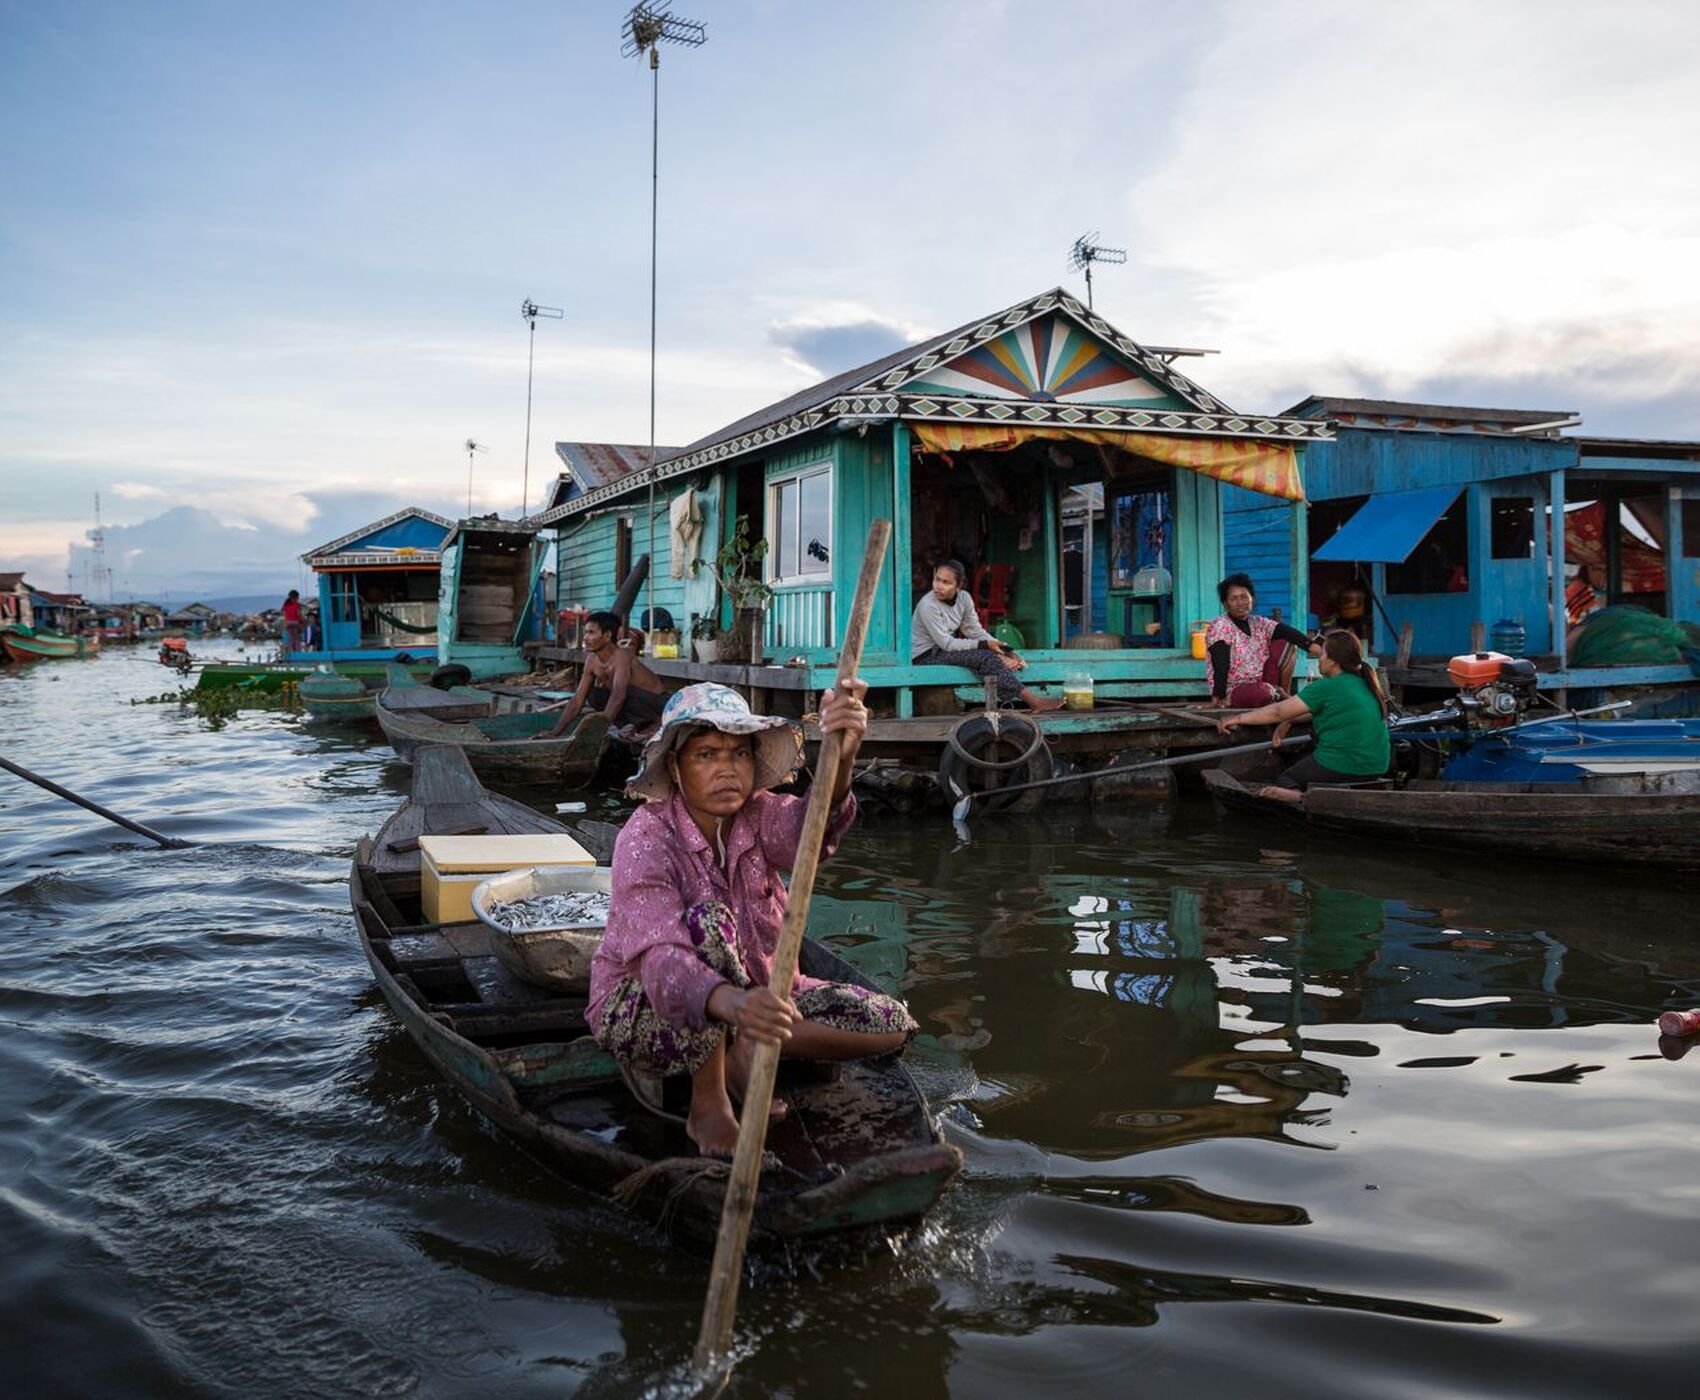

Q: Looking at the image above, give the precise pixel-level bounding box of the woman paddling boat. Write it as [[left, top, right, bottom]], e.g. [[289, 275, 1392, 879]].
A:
[[592, 681, 917, 1157]]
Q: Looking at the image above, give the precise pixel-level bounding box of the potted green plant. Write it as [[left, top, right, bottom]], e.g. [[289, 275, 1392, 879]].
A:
[[704, 514, 773, 664], [689, 612, 721, 665]]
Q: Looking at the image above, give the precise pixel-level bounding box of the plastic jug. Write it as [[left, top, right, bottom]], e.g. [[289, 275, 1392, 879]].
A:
[[1190, 622, 1209, 660], [1489, 618, 1526, 656], [1063, 670, 1095, 710]]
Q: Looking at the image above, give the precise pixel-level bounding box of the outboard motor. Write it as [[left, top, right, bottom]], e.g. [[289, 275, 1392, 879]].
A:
[[1446, 651, 1539, 728]]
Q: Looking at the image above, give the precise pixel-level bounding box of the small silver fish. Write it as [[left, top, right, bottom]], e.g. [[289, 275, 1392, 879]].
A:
[[487, 891, 612, 930]]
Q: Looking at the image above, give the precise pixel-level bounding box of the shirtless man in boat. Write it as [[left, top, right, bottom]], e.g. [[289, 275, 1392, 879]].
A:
[[535, 610, 668, 742]]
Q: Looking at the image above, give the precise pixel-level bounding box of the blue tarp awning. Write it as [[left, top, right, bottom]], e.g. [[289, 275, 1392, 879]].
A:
[[1312, 485, 1463, 563]]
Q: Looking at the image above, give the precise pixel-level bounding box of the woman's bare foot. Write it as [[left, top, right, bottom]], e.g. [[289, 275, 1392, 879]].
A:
[[1256, 784, 1304, 804], [725, 1032, 789, 1121], [1022, 692, 1065, 712], [686, 1094, 741, 1158]]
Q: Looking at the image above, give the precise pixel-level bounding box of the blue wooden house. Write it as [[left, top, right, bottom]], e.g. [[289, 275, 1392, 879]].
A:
[[532, 288, 1328, 717], [297, 507, 453, 662], [1222, 398, 1700, 694]]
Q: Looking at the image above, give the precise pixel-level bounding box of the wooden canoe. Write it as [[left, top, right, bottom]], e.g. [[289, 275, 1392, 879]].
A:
[[1203, 749, 1700, 871], [1, 626, 97, 662], [350, 746, 961, 1246], [376, 704, 610, 787]]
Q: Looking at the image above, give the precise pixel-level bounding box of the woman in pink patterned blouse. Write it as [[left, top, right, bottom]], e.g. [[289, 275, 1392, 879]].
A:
[[591, 681, 916, 1157], [1204, 572, 1322, 709]]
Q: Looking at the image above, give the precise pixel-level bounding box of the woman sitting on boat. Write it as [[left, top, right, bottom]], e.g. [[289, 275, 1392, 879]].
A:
[[591, 681, 916, 1156], [1205, 572, 1322, 709], [1217, 630, 1391, 802]]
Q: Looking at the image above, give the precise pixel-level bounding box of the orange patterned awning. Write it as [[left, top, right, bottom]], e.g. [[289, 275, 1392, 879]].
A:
[[909, 422, 1305, 501]]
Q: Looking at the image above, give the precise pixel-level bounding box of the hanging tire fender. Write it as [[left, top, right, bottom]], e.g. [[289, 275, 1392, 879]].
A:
[[936, 711, 1055, 812]]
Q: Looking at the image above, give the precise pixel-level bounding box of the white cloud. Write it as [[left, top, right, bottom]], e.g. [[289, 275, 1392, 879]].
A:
[[1121, 1, 1700, 425]]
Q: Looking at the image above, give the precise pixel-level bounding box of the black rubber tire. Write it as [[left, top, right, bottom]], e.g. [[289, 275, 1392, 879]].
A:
[[937, 712, 1055, 813], [428, 663, 472, 690]]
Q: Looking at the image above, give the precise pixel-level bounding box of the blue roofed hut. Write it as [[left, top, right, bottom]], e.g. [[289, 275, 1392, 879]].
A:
[[1222, 398, 1700, 703]]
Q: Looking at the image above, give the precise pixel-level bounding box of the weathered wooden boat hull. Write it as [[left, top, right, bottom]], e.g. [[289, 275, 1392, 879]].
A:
[[376, 702, 610, 787], [351, 747, 960, 1245], [1204, 753, 1700, 870], [1, 628, 97, 661]]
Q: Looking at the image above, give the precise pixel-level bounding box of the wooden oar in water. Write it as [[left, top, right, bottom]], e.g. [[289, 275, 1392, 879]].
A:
[[692, 518, 891, 1382], [0, 753, 192, 849]]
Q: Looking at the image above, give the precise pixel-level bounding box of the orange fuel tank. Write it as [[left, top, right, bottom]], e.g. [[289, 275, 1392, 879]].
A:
[[1448, 650, 1512, 688]]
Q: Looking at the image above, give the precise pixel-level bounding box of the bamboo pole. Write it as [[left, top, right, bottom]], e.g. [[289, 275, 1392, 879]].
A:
[[692, 518, 891, 1379], [0, 754, 191, 849]]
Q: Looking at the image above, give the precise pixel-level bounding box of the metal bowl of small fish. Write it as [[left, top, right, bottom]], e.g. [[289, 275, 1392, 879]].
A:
[[471, 865, 614, 991]]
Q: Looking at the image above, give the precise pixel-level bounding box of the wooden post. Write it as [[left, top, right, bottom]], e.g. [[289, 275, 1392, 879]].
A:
[[693, 519, 891, 1380], [892, 422, 913, 662], [1393, 621, 1414, 706], [1470, 620, 1487, 653]]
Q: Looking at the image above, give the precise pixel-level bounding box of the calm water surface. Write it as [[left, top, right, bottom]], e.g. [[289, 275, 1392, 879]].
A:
[[2, 643, 1697, 1397]]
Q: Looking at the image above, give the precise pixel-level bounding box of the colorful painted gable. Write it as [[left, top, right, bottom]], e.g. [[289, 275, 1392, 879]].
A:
[[902, 313, 1185, 409]]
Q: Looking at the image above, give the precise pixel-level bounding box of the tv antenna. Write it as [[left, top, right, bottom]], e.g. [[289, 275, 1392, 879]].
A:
[[1068, 231, 1127, 311], [621, 2, 706, 629], [463, 438, 488, 514], [520, 299, 564, 517], [90, 492, 110, 602]]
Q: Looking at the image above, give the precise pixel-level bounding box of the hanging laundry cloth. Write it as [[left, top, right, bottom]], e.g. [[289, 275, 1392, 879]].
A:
[[669, 487, 703, 579]]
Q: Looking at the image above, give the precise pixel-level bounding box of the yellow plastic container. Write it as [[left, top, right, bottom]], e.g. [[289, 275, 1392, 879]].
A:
[[419, 833, 595, 925], [1190, 622, 1209, 660], [1063, 670, 1095, 710]]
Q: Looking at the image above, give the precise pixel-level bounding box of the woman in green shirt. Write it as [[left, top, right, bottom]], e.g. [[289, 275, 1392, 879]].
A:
[[1217, 630, 1391, 802]]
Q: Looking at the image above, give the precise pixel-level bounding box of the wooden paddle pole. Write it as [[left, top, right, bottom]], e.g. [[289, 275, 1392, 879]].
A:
[[0, 754, 192, 849], [692, 518, 891, 1379]]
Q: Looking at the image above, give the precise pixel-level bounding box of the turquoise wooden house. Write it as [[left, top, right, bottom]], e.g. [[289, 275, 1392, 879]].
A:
[[532, 288, 1329, 715], [1223, 398, 1700, 694], [297, 507, 452, 662]]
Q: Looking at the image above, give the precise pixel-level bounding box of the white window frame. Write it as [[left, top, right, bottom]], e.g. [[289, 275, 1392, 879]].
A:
[[766, 462, 833, 586]]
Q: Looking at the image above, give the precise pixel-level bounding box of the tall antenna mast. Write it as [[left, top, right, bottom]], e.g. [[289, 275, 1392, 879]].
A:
[[463, 438, 488, 514], [621, 3, 706, 631], [91, 493, 109, 602], [519, 299, 564, 517], [1067, 231, 1127, 311]]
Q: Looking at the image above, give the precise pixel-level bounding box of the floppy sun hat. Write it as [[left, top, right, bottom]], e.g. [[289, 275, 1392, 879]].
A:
[[627, 682, 804, 803]]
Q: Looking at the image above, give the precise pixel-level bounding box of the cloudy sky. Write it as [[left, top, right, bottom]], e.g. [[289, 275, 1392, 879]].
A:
[[3, 0, 1698, 596]]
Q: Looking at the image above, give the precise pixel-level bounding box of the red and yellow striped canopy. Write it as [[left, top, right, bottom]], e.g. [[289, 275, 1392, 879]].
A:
[[909, 422, 1305, 501]]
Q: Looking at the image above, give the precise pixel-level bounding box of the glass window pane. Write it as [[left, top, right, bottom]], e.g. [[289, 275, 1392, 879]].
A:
[[773, 480, 798, 578], [1491, 497, 1534, 559], [800, 472, 830, 574]]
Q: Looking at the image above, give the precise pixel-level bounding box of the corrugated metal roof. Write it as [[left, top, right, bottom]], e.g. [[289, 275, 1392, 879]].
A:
[[553, 442, 678, 491], [1285, 396, 1576, 428], [0, 572, 26, 591], [1575, 436, 1700, 457]]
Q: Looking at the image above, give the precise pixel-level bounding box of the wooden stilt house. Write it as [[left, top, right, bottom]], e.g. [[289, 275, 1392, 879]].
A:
[[532, 288, 1328, 718]]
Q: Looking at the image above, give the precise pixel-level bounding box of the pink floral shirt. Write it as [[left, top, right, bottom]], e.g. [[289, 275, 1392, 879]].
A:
[[588, 789, 858, 1033], [1204, 611, 1277, 690]]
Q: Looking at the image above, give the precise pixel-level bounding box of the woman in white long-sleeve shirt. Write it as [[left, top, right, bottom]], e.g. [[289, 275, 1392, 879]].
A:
[[910, 560, 1061, 710]]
